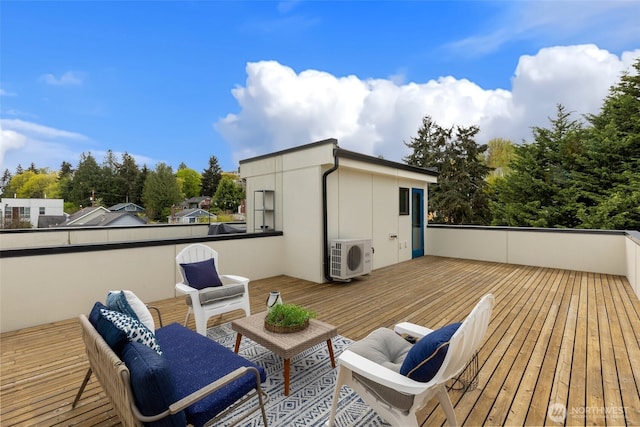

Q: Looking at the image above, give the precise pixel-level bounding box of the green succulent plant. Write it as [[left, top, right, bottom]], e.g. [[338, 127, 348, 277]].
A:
[[265, 303, 316, 327]]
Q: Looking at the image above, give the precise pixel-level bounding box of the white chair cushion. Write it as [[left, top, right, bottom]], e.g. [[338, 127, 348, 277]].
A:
[[347, 328, 415, 412], [185, 283, 246, 306]]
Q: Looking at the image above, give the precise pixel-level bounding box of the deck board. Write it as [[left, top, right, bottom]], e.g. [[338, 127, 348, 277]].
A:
[[2, 255, 640, 426]]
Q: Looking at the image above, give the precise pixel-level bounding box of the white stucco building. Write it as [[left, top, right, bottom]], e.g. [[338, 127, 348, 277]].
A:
[[1, 197, 65, 228], [240, 138, 438, 283]]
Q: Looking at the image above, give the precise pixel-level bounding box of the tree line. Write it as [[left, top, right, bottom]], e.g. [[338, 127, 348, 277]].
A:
[[0, 153, 245, 223], [3, 58, 638, 230], [405, 58, 639, 230]]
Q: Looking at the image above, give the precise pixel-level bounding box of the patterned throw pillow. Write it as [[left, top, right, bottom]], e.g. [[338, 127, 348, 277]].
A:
[[101, 309, 162, 355]]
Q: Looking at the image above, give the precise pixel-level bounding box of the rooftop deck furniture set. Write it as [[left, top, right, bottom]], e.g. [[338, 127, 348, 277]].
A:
[[74, 244, 493, 426], [73, 291, 268, 427]]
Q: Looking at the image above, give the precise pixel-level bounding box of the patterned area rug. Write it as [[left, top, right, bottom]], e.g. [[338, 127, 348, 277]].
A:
[[208, 322, 390, 427]]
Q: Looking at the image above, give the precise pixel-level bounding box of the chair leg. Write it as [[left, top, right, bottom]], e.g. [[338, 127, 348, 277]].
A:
[[326, 365, 348, 426], [436, 386, 458, 426], [183, 311, 190, 327], [72, 368, 93, 408]]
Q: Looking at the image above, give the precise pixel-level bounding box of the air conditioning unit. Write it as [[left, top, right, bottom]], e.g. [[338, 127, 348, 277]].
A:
[[330, 239, 372, 281]]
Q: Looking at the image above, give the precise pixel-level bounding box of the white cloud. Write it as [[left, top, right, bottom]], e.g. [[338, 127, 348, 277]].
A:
[[216, 46, 639, 165], [0, 119, 90, 172], [446, 1, 640, 57], [0, 88, 17, 97], [0, 119, 162, 173], [40, 71, 83, 86]]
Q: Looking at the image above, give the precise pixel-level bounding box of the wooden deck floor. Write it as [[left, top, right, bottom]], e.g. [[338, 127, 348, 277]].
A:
[[2, 256, 640, 426]]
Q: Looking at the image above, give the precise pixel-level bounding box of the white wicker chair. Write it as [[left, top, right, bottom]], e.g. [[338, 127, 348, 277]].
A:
[[175, 243, 251, 335], [327, 294, 495, 427]]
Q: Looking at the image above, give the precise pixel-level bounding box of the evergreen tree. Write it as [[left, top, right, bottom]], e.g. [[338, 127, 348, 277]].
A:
[[57, 161, 74, 204], [0, 169, 12, 197], [68, 152, 102, 207], [404, 116, 490, 224], [573, 58, 640, 229], [489, 105, 586, 227], [100, 150, 121, 207], [119, 153, 141, 204], [134, 165, 149, 207], [201, 155, 223, 197], [142, 163, 182, 221]]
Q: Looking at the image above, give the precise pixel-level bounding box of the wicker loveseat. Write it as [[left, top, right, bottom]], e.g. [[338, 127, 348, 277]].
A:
[[74, 305, 268, 426]]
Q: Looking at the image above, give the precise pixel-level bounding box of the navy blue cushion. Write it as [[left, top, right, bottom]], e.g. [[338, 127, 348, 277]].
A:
[[106, 290, 140, 322], [156, 323, 266, 427], [400, 322, 461, 382], [90, 302, 129, 353], [121, 341, 186, 427], [180, 259, 223, 290]]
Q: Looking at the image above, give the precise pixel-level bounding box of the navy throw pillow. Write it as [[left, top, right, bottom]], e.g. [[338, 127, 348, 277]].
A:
[[400, 322, 461, 382], [90, 302, 129, 354], [121, 341, 186, 427], [106, 290, 140, 322], [180, 258, 223, 290]]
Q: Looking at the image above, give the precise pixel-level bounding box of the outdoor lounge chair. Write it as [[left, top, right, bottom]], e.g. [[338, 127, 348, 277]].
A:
[[73, 297, 268, 426], [175, 243, 251, 336], [327, 293, 495, 427]]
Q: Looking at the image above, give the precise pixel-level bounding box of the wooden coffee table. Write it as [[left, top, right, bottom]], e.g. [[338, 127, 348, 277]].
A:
[[231, 311, 338, 396]]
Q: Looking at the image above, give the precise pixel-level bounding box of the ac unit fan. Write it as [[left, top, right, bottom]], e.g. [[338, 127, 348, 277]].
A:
[[330, 239, 372, 280]]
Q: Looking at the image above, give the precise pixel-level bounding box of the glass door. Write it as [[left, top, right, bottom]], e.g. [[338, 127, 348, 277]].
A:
[[411, 188, 424, 258]]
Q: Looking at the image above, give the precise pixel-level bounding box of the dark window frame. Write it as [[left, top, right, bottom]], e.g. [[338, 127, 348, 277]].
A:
[[399, 187, 410, 215]]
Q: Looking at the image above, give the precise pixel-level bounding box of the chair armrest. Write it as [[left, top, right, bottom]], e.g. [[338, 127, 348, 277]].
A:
[[339, 350, 432, 395], [169, 366, 261, 413], [146, 305, 163, 328], [219, 274, 249, 285], [175, 282, 199, 296], [394, 322, 433, 339]]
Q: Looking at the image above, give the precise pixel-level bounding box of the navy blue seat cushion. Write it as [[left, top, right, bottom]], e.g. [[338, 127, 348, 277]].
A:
[[180, 258, 223, 290], [121, 341, 186, 427], [155, 323, 266, 427], [400, 322, 461, 382]]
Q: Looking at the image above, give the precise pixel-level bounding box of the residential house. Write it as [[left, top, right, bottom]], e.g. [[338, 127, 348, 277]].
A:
[[0, 197, 65, 228], [239, 138, 438, 283], [108, 202, 146, 214], [169, 208, 216, 224], [182, 197, 211, 210], [59, 206, 147, 227]]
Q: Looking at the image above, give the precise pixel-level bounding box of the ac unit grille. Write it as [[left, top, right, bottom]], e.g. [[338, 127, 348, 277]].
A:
[[330, 239, 372, 280]]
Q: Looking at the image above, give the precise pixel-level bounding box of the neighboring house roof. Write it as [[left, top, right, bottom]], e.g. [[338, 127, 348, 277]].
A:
[[83, 212, 147, 226], [63, 207, 110, 226], [57, 207, 147, 227], [173, 208, 215, 218], [108, 202, 145, 212]]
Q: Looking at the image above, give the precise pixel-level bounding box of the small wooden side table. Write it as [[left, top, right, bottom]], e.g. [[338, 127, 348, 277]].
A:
[[231, 311, 338, 396]]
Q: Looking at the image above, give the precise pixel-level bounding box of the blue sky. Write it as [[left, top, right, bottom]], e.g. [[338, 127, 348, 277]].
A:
[[1, 1, 639, 175]]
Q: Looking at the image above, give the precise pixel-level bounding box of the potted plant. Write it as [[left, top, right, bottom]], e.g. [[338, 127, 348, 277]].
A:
[[264, 303, 316, 333]]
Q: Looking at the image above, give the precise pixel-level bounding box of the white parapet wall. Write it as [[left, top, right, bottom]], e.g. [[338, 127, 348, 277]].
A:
[[426, 225, 639, 299], [0, 234, 284, 333]]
